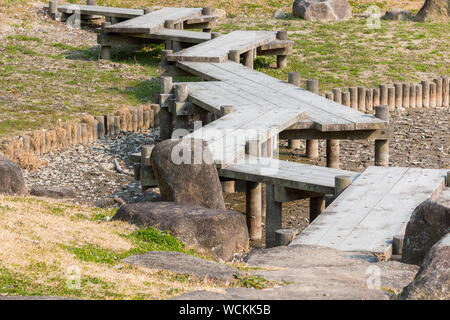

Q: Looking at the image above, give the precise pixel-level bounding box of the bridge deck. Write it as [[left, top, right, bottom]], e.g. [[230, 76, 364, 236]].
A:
[[290, 166, 447, 258], [219, 156, 359, 194], [45, 4, 144, 19], [104, 7, 203, 33], [168, 31, 277, 63]]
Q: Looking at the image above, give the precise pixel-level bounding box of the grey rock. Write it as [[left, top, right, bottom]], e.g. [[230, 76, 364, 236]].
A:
[[400, 233, 450, 300], [174, 245, 418, 300], [273, 9, 286, 19], [402, 189, 450, 265], [383, 8, 412, 20], [122, 251, 240, 283], [0, 155, 27, 195], [414, 0, 450, 22], [150, 139, 225, 210], [292, 0, 352, 21], [112, 202, 249, 261], [30, 186, 77, 199]]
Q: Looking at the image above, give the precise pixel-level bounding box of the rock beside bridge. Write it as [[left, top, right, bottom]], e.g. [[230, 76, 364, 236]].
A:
[[0, 155, 27, 196], [400, 233, 450, 300], [112, 202, 249, 261], [414, 0, 449, 22], [292, 0, 352, 21], [150, 139, 225, 210], [402, 189, 450, 265], [123, 251, 240, 283]]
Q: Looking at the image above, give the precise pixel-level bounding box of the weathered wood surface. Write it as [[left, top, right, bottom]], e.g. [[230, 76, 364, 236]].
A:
[[105, 7, 202, 33], [45, 4, 144, 19], [291, 166, 447, 258], [168, 31, 277, 63], [177, 61, 386, 131], [219, 156, 358, 194]]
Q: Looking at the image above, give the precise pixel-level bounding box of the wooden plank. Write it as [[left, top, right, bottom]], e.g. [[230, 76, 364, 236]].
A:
[[219, 156, 358, 194], [105, 7, 202, 33], [178, 61, 385, 131], [291, 167, 446, 257], [121, 29, 212, 43], [168, 31, 276, 63], [47, 4, 144, 19], [279, 128, 393, 141], [185, 15, 217, 24], [338, 168, 446, 254]]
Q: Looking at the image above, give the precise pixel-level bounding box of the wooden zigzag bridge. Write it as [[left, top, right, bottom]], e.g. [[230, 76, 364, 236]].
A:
[[47, 3, 448, 260]]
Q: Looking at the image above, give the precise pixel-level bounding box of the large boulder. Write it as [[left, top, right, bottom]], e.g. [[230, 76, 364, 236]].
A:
[[150, 139, 225, 210], [112, 202, 249, 261], [30, 186, 77, 199], [402, 189, 450, 265], [0, 155, 27, 195], [122, 251, 240, 284], [292, 0, 352, 21], [414, 0, 449, 22], [400, 233, 449, 300]]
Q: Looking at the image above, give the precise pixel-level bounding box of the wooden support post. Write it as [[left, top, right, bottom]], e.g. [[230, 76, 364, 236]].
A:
[[265, 184, 282, 248], [326, 139, 340, 169], [402, 83, 410, 109], [100, 22, 112, 60], [409, 84, 416, 108], [335, 175, 353, 197], [288, 72, 301, 149], [131, 109, 138, 131], [115, 115, 121, 134], [446, 171, 450, 187], [159, 106, 172, 140], [141, 145, 152, 167], [49, 0, 58, 20], [151, 104, 161, 128], [349, 87, 358, 109], [430, 82, 437, 108], [306, 79, 319, 159], [394, 82, 402, 110], [202, 7, 212, 32], [246, 181, 262, 242], [379, 84, 388, 105], [434, 78, 442, 107], [288, 72, 301, 87], [422, 80, 430, 108], [388, 86, 395, 111], [81, 123, 88, 144], [242, 50, 253, 69], [342, 91, 350, 107], [174, 83, 189, 130], [143, 8, 152, 14], [374, 105, 389, 167], [332, 88, 342, 104], [358, 87, 366, 112], [276, 31, 288, 69], [211, 32, 221, 39], [309, 196, 325, 223], [160, 76, 172, 95], [95, 116, 105, 139], [415, 84, 423, 108], [325, 92, 333, 100], [164, 19, 175, 29], [393, 235, 404, 255], [87, 0, 95, 5], [442, 77, 449, 108], [228, 50, 240, 63], [275, 229, 295, 246], [373, 87, 380, 106], [161, 49, 173, 65], [366, 88, 373, 112]]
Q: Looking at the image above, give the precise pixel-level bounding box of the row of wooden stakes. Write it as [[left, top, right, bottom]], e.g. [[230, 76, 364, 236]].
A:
[[319, 77, 450, 112], [0, 105, 159, 169]]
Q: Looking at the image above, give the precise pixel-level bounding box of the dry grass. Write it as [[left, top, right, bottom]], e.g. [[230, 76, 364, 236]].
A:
[[0, 195, 233, 299]]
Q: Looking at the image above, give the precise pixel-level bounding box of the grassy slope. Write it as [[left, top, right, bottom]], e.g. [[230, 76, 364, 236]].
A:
[[0, 196, 225, 299], [0, 1, 448, 138]]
